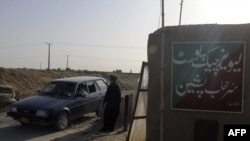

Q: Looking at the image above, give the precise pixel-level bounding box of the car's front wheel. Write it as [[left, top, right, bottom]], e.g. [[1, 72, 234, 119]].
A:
[[54, 112, 69, 130]]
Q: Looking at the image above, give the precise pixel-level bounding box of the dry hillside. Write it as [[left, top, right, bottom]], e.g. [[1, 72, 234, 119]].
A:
[[0, 68, 139, 98]]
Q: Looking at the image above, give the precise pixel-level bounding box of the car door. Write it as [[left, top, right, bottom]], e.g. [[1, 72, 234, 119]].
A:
[[84, 80, 101, 113], [95, 79, 107, 100], [69, 82, 90, 119]]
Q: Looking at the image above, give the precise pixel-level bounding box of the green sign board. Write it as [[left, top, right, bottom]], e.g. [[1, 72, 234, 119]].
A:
[[171, 42, 245, 113]]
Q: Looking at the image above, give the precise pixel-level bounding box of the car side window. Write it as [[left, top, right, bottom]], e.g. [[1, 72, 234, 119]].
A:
[[86, 81, 99, 94], [75, 82, 88, 97], [96, 79, 107, 91]]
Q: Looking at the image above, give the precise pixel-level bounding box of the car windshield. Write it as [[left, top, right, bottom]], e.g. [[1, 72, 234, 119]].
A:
[[39, 81, 77, 97]]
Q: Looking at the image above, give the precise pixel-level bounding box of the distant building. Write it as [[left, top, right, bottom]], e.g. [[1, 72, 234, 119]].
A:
[[114, 69, 122, 73]]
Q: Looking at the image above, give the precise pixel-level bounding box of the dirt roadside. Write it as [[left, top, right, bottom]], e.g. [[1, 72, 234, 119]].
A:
[[52, 110, 129, 141], [52, 116, 129, 141], [0, 111, 129, 141]]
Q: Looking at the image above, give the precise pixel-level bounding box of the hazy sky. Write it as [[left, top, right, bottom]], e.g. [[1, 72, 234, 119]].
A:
[[0, 0, 250, 73]]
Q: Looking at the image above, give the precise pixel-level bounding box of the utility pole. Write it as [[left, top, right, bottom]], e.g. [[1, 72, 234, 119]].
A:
[[161, 0, 164, 28], [179, 0, 184, 26], [66, 55, 69, 70], [46, 42, 52, 70], [160, 0, 165, 141]]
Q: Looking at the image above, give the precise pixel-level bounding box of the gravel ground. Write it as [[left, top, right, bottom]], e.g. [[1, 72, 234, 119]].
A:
[[53, 115, 129, 141], [0, 111, 129, 141]]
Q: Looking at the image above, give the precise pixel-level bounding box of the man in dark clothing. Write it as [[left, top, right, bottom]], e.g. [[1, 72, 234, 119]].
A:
[[99, 75, 121, 132]]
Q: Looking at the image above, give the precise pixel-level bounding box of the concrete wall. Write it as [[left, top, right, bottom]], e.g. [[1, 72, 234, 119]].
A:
[[147, 24, 250, 141]]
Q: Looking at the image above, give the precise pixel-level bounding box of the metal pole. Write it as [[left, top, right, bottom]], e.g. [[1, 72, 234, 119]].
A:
[[161, 0, 164, 27], [48, 44, 50, 70], [160, 0, 165, 141], [179, 0, 184, 26], [123, 95, 129, 131], [66, 55, 69, 69], [46, 43, 52, 70]]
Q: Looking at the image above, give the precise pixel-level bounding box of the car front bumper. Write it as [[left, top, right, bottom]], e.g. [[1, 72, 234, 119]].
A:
[[7, 112, 53, 125]]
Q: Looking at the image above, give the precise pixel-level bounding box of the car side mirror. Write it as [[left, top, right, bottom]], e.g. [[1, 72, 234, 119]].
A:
[[37, 90, 41, 95]]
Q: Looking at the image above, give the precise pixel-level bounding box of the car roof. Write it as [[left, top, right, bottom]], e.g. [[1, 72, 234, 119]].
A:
[[52, 76, 105, 83]]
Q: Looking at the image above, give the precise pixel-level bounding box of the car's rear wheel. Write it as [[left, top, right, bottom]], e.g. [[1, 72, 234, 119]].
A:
[[54, 112, 69, 130], [96, 102, 104, 117]]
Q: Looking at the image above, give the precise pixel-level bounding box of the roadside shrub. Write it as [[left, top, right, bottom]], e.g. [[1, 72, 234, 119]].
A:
[[0, 67, 6, 73]]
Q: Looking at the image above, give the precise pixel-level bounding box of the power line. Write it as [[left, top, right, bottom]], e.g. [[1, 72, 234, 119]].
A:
[[0, 42, 146, 50], [0, 43, 44, 49], [0, 54, 143, 62], [53, 42, 145, 49], [69, 55, 142, 62]]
